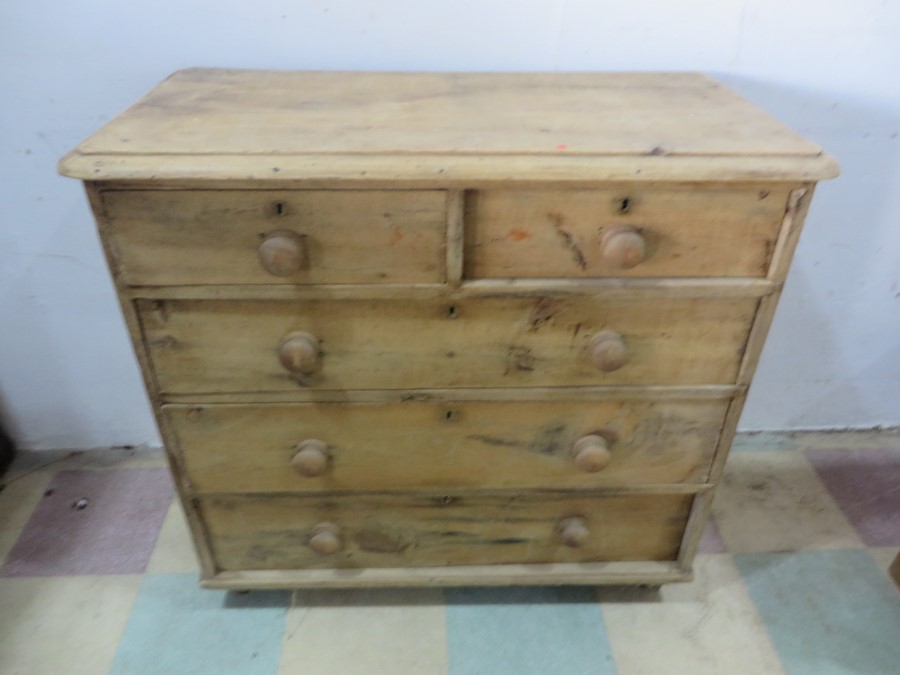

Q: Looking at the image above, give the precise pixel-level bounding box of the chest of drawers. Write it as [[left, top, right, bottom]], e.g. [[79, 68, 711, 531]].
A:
[[60, 69, 837, 589]]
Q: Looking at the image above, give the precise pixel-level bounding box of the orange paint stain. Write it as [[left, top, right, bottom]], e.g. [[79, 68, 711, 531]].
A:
[[556, 144, 569, 150], [387, 227, 404, 246], [507, 228, 532, 241]]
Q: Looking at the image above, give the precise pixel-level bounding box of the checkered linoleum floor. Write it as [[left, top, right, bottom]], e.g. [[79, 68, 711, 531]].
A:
[[1, 431, 898, 675]]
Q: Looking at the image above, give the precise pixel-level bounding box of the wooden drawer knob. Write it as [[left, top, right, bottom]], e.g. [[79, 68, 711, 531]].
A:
[[572, 434, 612, 472], [278, 332, 319, 375], [309, 523, 342, 555], [602, 227, 646, 269], [589, 330, 628, 372], [291, 439, 330, 477], [558, 517, 589, 548], [258, 230, 307, 276]]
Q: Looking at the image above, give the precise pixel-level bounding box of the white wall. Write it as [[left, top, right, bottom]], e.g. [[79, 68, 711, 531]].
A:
[[1, 1, 898, 449]]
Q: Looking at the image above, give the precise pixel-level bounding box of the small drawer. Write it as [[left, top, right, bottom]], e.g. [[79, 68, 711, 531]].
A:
[[139, 296, 756, 393], [201, 491, 694, 570], [101, 190, 447, 285], [165, 399, 727, 494], [465, 185, 793, 278]]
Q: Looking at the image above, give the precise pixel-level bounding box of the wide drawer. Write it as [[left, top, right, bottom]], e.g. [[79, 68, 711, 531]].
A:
[[465, 185, 792, 278], [166, 399, 728, 493], [140, 296, 757, 393], [201, 491, 694, 570], [101, 190, 448, 285]]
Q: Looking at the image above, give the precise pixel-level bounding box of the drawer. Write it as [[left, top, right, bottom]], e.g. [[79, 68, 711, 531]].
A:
[[166, 399, 728, 493], [201, 491, 694, 570], [140, 296, 756, 393], [101, 190, 447, 285], [465, 185, 792, 278]]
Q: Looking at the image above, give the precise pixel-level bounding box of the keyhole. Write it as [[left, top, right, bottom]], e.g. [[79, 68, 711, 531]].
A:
[[447, 305, 458, 319], [273, 201, 287, 216], [618, 197, 631, 214], [444, 410, 458, 421]]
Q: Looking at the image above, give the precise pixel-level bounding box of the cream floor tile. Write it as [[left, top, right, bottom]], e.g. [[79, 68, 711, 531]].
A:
[[3, 451, 72, 480], [731, 431, 798, 453], [0, 575, 143, 675], [601, 555, 784, 675], [712, 451, 863, 553], [0, 470, 53, 564], [4, 447, 168, 476], [868, 547, 900, 579], [792, 428, 900, 451], [145, 500, 200, 575], [59, 446, 168, 471], [280, 588, 448, 675]]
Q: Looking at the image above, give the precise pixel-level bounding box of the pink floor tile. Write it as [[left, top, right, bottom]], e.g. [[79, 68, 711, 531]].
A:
[[805, 448, 900, 547], [698, 517, 727, 554], [1, 469, 174, 576]]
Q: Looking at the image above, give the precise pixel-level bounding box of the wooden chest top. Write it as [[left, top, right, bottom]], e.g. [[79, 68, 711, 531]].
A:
[[59, 69, 837, 183]]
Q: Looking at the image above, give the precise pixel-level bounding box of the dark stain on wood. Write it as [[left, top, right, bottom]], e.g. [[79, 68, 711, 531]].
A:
[[548, 212, 587, 270], [528, 298, 560, 332], [246, 544, 270, 561], [761, 237, 776, 274], [505, 345, 536, 374], [356, 529, 408, 554], [401, 393, 435, 402], [528, 425, 567, 456], [569, 321, 584, 348], [150, 334, 179, 350], [466, 434, 522, 448]]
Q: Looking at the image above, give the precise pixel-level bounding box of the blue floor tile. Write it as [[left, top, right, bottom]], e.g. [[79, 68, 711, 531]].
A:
[[735, 550, 900, 675], [445, 586, 615, 675], [109, 574, 290, 675]]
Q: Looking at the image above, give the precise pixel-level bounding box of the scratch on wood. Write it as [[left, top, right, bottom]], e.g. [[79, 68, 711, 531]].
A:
[[569, 322, 583, 348], [401, 393, 434, 402], [466, 434, 521, 448], [548, 212, 587, 270]]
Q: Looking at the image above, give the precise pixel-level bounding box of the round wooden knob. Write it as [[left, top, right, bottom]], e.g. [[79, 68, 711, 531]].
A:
[[602, 227, 646, 269], [258, 230, 307, 276], [589, 330, 628, 372], [572, 435, 612, 472], [309, 523, 341, 555], [291, 439, 330, 477], [558, 517, 589, 548], [278, 332, 319, 375]]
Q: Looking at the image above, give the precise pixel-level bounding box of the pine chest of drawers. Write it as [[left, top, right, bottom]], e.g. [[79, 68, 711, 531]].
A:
[[60, 69, 837, 589]]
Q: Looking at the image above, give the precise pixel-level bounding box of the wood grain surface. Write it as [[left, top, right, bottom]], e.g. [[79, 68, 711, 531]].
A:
[[202, 491, 694, 570], [101, 189, 447, 285], [165, 399, 728, 493], [466, 185, 793, 278], [138, 296, 758, 393], [59, 70, 837, 182]]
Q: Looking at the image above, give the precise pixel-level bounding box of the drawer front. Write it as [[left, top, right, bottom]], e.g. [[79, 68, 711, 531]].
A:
[[202, 492, 694, 570], [101, 190, 447, 285], [140, 297, 756, 393], [166, 399, 727, 494], [465, 185, 792, 278]]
